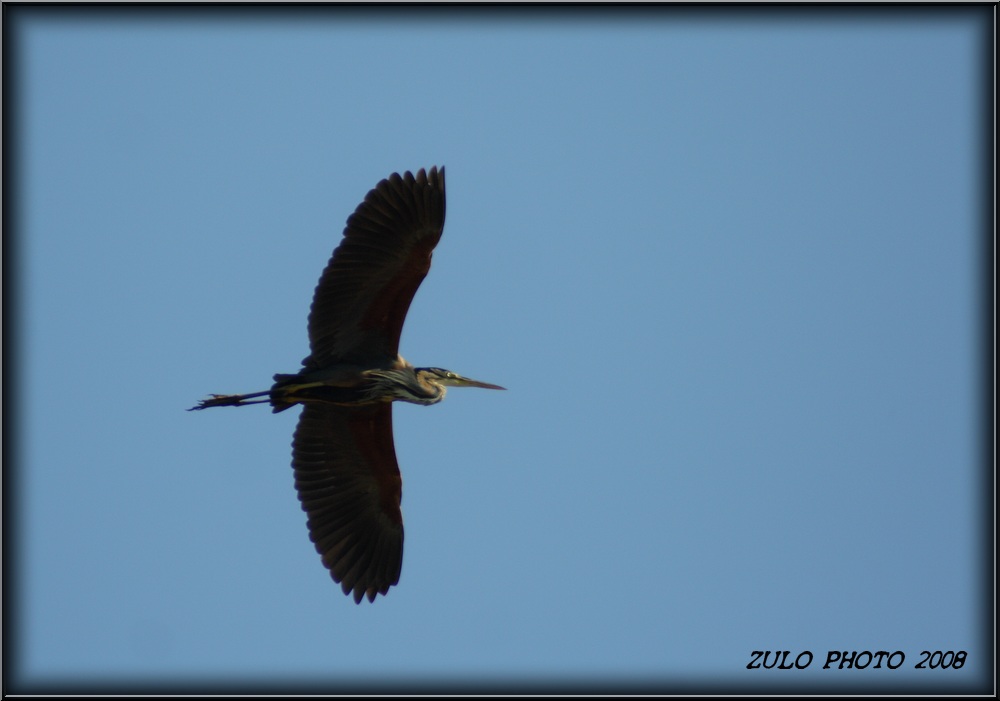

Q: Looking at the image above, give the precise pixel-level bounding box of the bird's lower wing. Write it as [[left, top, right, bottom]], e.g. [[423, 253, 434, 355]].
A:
[[292, 402, 403, 603]]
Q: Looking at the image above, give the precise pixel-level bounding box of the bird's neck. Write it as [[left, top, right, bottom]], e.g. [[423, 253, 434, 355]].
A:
[[366, 369, 445, 406]]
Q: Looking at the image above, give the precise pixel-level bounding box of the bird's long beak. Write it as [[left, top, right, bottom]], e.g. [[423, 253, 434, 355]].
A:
[[454, 375, 506, 391]]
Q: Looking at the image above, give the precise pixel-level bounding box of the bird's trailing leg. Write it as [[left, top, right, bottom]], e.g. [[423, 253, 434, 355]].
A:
[[188, 390, 271, 411]]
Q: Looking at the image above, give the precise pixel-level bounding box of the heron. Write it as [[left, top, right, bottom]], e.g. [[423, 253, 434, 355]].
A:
[[190, 167, 504, 603]]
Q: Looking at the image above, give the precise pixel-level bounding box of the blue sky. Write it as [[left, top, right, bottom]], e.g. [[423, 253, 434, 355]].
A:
[[8, 6, 991, 694]]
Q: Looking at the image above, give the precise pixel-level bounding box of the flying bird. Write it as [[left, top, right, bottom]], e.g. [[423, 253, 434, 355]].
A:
[[191, 167, 504, 603]]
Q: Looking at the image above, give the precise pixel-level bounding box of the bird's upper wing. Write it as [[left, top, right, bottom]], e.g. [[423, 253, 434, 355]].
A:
[[304, 167, 446, 368], [292, 401, 404, 603]]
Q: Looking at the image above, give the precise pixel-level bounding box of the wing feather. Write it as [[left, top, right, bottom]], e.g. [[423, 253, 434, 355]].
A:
[[292, 402, 403, 603], [304, 167, 446, 368]]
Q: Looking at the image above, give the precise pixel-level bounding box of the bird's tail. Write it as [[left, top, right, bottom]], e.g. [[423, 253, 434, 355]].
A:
[[188, 390, 271, 411]]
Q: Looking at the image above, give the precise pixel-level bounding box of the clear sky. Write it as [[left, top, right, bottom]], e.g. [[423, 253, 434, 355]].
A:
[[7, 5, 992, 695]]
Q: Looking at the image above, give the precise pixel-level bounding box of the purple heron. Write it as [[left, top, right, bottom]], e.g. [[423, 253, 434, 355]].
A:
[[191, 167, 504, 603]]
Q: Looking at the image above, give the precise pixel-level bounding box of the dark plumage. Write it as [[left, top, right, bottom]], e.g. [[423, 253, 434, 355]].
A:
[[192, 168, 503, 603]]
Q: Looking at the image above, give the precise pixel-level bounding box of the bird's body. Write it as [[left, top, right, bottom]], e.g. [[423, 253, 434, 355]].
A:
[[191, 167, 503, 603]]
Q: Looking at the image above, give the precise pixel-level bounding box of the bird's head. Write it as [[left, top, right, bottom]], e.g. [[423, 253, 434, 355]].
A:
[[415, 368, 506, 391]]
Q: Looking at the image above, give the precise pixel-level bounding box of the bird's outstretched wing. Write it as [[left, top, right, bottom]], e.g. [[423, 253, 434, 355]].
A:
[[304, 167, 446, 368], [292, 402, 403, 603]]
